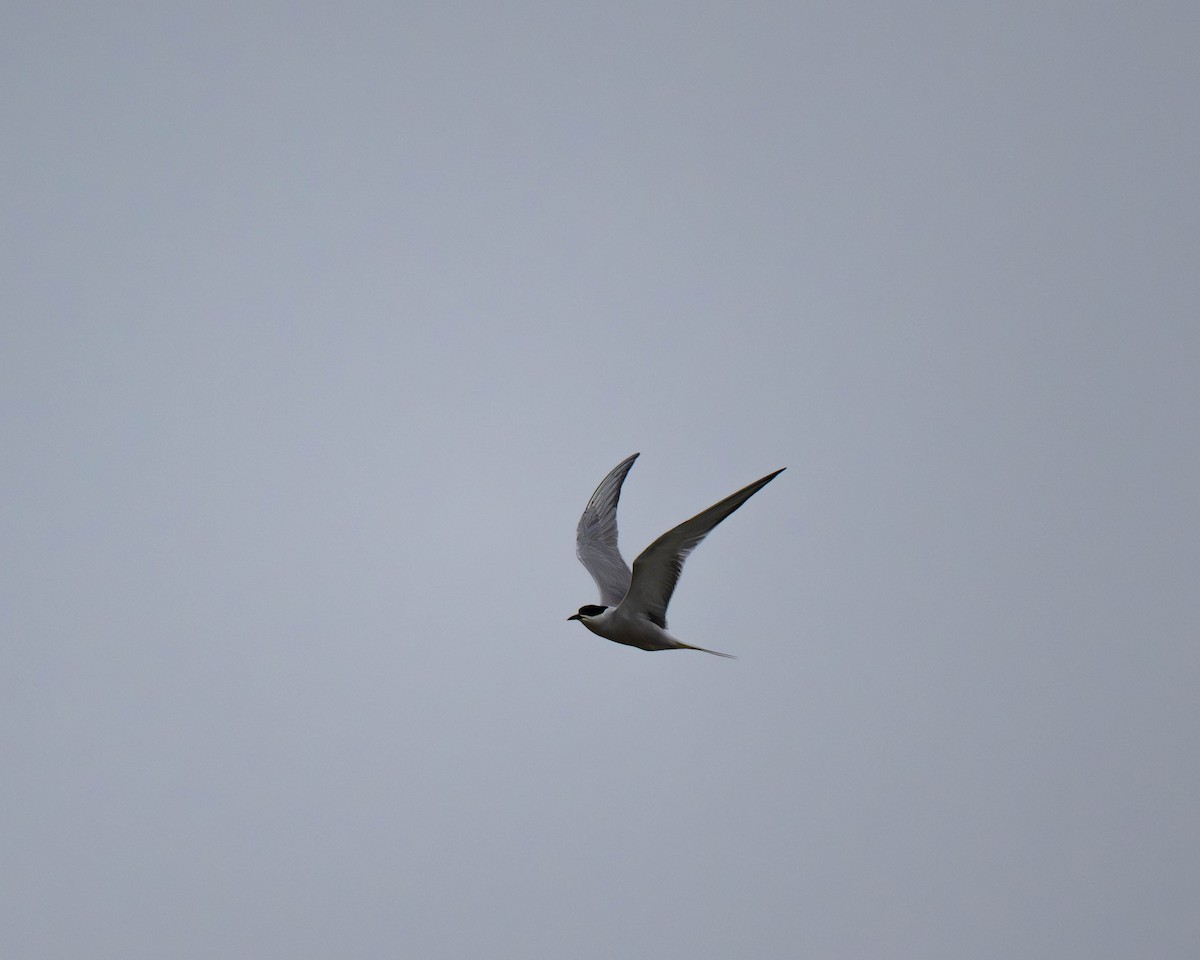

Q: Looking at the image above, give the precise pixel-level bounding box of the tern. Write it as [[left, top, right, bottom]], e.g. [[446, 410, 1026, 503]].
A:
[[567, 453, 784, 658]]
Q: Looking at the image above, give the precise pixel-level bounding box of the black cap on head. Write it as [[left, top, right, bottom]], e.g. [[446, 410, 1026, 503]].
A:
[[567, 604, 609, 621]]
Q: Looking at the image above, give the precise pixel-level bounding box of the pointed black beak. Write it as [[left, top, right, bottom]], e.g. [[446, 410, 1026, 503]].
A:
[[566, 614, 581, 621]]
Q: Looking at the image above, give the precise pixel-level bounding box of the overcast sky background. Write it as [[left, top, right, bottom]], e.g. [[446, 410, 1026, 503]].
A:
[[3, 2, 1198, 958]]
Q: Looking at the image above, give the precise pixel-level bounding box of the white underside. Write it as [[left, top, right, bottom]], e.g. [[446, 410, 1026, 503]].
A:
[[577, 607, 735, 657]]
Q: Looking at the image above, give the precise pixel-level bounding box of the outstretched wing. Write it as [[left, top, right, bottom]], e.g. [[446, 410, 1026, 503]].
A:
[[575, 453, 640, 607], [621, 468, 785, 628]]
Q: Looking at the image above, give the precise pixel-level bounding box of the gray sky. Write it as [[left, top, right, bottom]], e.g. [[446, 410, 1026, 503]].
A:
[[3, 2, 1198, 958]]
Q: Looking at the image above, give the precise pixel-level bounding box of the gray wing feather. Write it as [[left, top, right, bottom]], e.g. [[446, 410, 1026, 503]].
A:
[[575, 453, 640, 607], [623, 468, 785, 628]]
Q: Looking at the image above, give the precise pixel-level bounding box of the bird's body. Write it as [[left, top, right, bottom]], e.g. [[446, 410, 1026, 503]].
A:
[[567, 453, 784, 658], [569, 601, 727, 655]]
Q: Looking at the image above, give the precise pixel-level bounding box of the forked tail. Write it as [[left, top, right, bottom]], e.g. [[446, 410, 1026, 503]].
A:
[[678, 642, 737, 659]]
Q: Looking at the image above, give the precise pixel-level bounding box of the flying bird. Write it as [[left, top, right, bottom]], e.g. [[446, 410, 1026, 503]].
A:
[[568, 453, 784, 658]]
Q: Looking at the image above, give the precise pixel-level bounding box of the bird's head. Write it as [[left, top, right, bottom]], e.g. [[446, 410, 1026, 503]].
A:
[[567, 604, 608, 623]]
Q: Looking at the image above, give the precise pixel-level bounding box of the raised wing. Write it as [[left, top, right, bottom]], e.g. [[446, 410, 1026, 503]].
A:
[[621, 468, 784, 628], [575, 453, 640, 606]]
